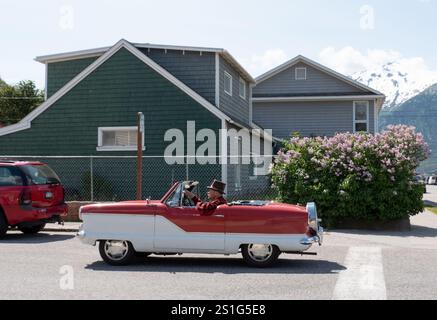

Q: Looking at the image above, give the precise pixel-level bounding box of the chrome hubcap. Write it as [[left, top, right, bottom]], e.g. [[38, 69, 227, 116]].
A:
[[247, 244, 273, 262], [104, 240, 129, 261]]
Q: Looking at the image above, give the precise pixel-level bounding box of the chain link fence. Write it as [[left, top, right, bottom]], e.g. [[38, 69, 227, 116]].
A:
[[1, 156, 277, 202]]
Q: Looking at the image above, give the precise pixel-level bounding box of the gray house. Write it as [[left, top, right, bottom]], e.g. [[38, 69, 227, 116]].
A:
[[252, 55, 386, 139]]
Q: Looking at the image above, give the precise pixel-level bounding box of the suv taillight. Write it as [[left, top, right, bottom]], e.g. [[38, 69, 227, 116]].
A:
[[20, 188, 32, 206]]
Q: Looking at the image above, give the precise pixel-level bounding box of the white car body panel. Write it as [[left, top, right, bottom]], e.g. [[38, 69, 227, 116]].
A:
[[78, 213, 312, 254]]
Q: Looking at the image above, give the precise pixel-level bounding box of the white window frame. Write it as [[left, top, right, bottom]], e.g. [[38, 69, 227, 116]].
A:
[[353, 101, 369, 133], [224, 71, 233, 96], [239, 77, 246, 100], [97, 126, 145, 152], [295, 67, 307, 80]]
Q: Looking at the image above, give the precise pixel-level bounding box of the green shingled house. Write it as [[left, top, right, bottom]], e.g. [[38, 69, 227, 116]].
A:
[[0, 40, 271, 200]]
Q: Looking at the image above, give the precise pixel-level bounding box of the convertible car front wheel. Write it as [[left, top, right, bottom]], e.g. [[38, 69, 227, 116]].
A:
[[99, 240, 136, 266], [241, 244, 281, 268]]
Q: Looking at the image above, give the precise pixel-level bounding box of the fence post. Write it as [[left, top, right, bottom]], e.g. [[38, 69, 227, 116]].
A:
[[90, 156, 94, 202]]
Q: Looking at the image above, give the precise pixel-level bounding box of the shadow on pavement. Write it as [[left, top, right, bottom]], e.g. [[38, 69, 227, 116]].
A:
[[331, 224, 437, 238], [424, 200, 437, 207], [85, 256, 346, 275], [0, 232, 74, 244]]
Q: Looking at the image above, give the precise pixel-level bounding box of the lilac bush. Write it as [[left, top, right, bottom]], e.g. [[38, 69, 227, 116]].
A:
[[271, 125, 430, 226]]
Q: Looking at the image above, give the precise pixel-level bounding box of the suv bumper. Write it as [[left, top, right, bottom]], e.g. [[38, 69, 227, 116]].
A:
[[17, 203, 68, 225]]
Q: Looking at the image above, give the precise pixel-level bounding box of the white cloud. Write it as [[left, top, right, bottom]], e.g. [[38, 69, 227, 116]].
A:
[[318, 46, 437, 83], [242, 49, 288, 78]]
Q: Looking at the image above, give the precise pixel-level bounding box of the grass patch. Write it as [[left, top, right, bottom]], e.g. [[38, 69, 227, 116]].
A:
[[425, 206, 437, 214]]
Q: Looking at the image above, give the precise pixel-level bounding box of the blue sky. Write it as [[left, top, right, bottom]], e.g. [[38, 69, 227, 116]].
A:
[[1, 0, 436, 88]]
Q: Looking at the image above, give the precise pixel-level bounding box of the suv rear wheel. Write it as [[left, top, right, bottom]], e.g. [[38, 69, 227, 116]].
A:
[[0, 211, 8, 238], [18, 223, 46, 234]]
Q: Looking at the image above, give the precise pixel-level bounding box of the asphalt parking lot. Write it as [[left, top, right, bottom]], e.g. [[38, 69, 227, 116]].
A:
[[1, 186, 437, 300]]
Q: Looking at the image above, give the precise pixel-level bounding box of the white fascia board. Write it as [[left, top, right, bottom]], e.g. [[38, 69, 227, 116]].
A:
[[0, 39, 231, 137], [215, 52, 220, 108], [255, 55, 385, 96], [35, 46, 111, 63], [133, 43, 223, 53], [252, 95, 386, 103], [221, 50, 255, 84], [35, 43, 223, 64]]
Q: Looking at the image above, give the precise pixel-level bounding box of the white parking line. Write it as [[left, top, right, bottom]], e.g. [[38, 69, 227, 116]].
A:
[[333, 246, 387, 300]]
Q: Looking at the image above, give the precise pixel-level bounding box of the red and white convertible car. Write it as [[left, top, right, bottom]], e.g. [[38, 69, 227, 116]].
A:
[[77, 181, 323, 267]]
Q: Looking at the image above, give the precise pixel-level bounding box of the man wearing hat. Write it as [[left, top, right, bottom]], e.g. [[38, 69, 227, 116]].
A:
[[184, 180, 227, 215]]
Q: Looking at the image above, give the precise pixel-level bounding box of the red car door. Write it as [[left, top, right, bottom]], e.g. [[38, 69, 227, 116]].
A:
[[155, 205, 226, 251]]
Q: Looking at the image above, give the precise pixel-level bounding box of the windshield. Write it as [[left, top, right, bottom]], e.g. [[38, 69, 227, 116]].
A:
[[164, 181, 198, 207], [21, 165, 61, 185]]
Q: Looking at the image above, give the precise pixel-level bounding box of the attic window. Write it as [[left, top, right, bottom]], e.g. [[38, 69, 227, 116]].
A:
[[295, 67, 307, 80], [224, 71, 233, 96], [239, 77, 246, 100], [97, 127, 145, 151]]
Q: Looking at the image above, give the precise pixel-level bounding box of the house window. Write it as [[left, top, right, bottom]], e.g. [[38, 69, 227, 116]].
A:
[[224, 71, 233, 96], [239, 77, 246, 100], [353, 101, 369, 133], [295, 67, 307, 80], [97, 127, 145, 151]]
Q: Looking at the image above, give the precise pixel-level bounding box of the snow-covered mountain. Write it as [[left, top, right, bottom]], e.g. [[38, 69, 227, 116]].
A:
[[352, 61, 437, 108]]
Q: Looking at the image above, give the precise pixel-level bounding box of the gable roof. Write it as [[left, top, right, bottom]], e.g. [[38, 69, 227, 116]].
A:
[[0, 39, 249, 137], [255, 55, 385, 97], [35, 42, 255, 84]]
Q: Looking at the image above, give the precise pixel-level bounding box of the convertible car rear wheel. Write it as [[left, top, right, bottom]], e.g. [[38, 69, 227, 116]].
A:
[[99, 240, 135, 266], [241, 244, 281, 268]]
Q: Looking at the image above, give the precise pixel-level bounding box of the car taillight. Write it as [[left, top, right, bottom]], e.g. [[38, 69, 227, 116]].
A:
[[20, 189, 32, 206]]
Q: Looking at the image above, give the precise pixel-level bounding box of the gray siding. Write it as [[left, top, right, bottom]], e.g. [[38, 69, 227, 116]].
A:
[[140, 48, 216, 105], [253, 100, 375, 138], [219, 57, 251, 126], [253, 62, 372, 97]]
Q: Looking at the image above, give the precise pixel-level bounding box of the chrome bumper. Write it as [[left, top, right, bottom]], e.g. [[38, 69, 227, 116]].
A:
[[300, 227, 324, 246], [76, 225, 96, 245]]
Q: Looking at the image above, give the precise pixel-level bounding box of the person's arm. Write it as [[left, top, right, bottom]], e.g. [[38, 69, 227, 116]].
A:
[[184, 191, 199, 203], [191, 195, 201, 205], [196, 199, 221, 213]]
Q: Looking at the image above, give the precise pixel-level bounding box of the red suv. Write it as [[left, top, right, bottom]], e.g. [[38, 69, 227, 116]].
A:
[[0, 160, 68, 238]]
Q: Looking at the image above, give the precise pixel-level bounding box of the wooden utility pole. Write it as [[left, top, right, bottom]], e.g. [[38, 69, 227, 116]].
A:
[[136, 112, 144, 200]]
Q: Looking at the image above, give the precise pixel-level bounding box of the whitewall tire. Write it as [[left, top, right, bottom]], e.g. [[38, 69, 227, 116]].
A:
[[99, 240, 136, 266], [241, 244, 281, 268]]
